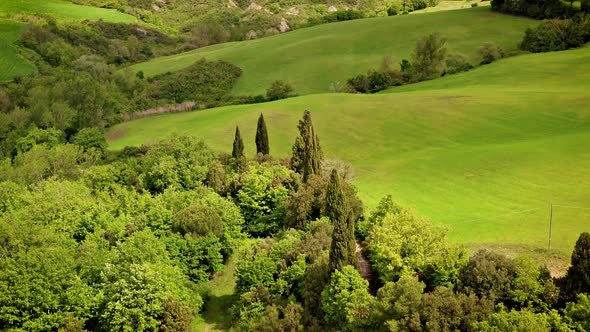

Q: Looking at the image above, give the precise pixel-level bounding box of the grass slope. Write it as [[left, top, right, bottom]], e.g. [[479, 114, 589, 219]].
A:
[[109, 46, 590, 254], [0, 20, 34, 82], [129, 7, 533, 96], [0, 0, 136, 22]]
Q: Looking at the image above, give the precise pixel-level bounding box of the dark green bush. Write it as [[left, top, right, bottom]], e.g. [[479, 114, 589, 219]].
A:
[[150, 59, 242, 104], [520, 18, 588, 53], [266, 80, 294, 101], [478, 42, 504, 64]]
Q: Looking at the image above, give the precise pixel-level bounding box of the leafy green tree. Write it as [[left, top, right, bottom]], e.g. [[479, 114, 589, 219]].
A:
[[478, 42, 505, 64], [15, 127, 65, 154], [74, 127, 107, 154], [291, 111, 322, 182], [563, 294, 590, 331], [141, 135, 214, 193], [376, 274, 425, 330], [235, 164, 294, 237], [561, 232, 590, 300], [367, 207, 466, 288], [328, 169, 357, 272], [321, 265, 375, 331], [459, 250, 518, 303], [256, 113, 270, 155], [473, 308, 554, 332], [232, 125, 245, 159], [411, 33, 447, 81], [172, 204, 224, 238], [266, 80, 294, 101]]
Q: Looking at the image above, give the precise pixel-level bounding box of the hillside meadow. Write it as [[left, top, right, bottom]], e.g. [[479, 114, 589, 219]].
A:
[[0, 0, 136, 22], [109, 45, 590, 254], [129, 7, 534, 96], [0, 20, 34, 82]]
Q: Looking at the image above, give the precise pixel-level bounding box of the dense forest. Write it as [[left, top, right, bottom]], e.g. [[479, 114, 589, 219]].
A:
[[1, 110, 590, 331]]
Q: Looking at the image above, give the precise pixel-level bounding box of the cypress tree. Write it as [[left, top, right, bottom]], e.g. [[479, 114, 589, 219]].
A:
[[291, 110, 322, 182], [255, 113, 270, 155], [562, 232, 590, 300], [232, 126, 244, 159], [328, 169, 356, 272]]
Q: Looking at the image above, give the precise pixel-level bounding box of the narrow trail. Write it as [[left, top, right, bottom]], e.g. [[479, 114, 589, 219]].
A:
[[192, 250, 239, 332], [355, 241, 373, 282]]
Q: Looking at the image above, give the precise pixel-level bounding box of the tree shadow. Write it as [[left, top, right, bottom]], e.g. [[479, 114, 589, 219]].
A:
[[202, 293, 238, 331]]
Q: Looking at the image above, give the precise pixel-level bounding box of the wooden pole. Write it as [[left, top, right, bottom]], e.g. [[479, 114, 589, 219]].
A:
[[548, 203, 553, 250]]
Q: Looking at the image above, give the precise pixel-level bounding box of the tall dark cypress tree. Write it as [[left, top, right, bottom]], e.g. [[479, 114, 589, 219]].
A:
[[327, 169, 356, 272], [562, 232, 590, 300], [255, 113, 270, 155], [291, 110, 322, 182], [232, 126, 244, 159]]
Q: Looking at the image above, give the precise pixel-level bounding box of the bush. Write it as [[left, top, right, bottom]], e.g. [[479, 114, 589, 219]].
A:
[[478, 42, 504, 65], [445, 53, 474, 75], [471, 2, 479, 7], [173, 204, 224, 237], [520, 19, 587, 53], [150, 59, 242, 104], [412, 33, 448, 81], [266, 80, 294, 101]]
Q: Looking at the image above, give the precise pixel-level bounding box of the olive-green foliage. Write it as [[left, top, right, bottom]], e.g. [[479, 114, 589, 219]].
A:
[[234, 163, 295, 237], [520, 18, 590, 53], [563, 294, 590, 331], [321, 265, 375, 331], [376, 274, 494, 331], [140, 135, 214, 193], [266, 80, 294, 101], [411, 33, 448, 81], [284, 174, 326, 230], [235, 230, 306, 295], [445, 52, 474, 75], [367, 204, 467, 288], [491, 0, 573, 18], [150, 59, 242, 104], [74, 127, 107, 153], [256, 113, 270, 155], [472, 308, 559, 331], [15, 127, 65, 154], [164, 234, 224, 283], [172, 204, 224, 238], [0, 245, 95, 331], [459, 250, 518, 302], [561, 232, 590, 300], [232, 126, 244, 160], [291, 110, 322, 182], [328, 169, 357, 273], [478, 42, 504, 65]]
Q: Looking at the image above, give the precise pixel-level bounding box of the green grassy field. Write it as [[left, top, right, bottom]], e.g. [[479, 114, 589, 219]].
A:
[[0, 20, 35, 82], [109, 46, 590, 254], [0, 0, 136, 22], [129, 7, 533, 96]]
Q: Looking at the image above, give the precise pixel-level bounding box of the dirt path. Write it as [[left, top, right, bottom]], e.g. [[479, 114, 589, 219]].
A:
[[356, 242, 372, 282], [192, 250, 239, 332]]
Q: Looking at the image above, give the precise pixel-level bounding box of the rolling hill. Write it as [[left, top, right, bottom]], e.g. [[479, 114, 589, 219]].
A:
[[109, 45, 590, 254], [129, 7, 534, 96], [0, 0, 136, 81], [0, 20, 34, 82], [0, 0, 136, 23]]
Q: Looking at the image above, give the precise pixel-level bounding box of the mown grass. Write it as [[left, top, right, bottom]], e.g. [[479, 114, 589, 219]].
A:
[[109, 46, 590, 254], [0, 20, 35, 82], [129, 7, 534, 96], [0, 0, 136, 23]]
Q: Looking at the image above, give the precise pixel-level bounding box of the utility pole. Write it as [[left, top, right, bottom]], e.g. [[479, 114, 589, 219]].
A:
[[548, 203, 553, 250]]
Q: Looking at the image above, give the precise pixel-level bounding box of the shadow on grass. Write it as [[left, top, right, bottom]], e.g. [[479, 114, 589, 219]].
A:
[[201, 293, 238, 331]]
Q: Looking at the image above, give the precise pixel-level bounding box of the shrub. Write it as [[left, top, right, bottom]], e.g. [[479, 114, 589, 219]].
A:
[[74, 127, 107, 154], [150, 59, 242, 104], [478, 42, 504, 65], [445, 53, 473, 75], [172, 204, 224, 237], [266, 80, 294, 101], [472, 2, 479, 7], [520, 19, 587, 53], [412, 33, 448, 81]]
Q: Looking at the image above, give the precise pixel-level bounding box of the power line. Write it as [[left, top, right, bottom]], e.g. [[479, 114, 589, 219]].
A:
[[552, 205, 590, 211], [448, 207, 544, 226]]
